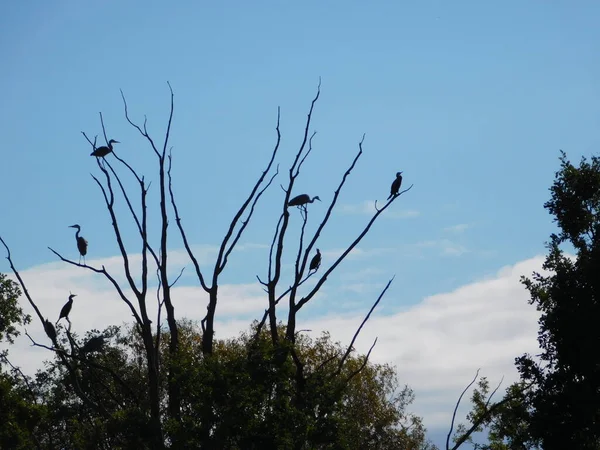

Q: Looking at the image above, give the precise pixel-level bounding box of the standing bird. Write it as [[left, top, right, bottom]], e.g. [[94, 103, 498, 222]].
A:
[[387, 172, 403, 200], [56, 294, 77, 325], [69, 224, 88, 264], [81, 335, 105, 354], [288, 194, 321, 208], [90, 139, 119, 157], [309, 249, 321, 272], [44, 319, 57, 344]]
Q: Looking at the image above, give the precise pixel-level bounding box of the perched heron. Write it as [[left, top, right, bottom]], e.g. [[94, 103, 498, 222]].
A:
[[309, 249, 321, 272], [81, 335, 105, 354], [288, 194, 321, 208], [387, 172, 403, 200], [44, 319, 57, 344], [69, 225, 88, 264], [91, 139, 119, 157], [56, 294, 77, 325]]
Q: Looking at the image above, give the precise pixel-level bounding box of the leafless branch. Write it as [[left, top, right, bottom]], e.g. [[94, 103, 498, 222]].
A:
[[295, 181, 413, 312], [447, 369, 481, 450], [155, 267, 164, 363], [345, 337, 378, 384], [90, 170, 141, 298], [120, 89, 161, 158], [316, 351, 341, 373], [167, 152, 210, 292], [220, 165, 279, 274], [1, 236, 45, 325], [169, 267, 186, 288], [264, 82, 321, 344], [47, 247, 143, 325], [486, 376, 504, 409], [337, 277, 393, 374]]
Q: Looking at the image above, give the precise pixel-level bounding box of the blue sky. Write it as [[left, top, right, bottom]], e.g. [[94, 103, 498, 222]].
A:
[[1, 1, 599, 446]]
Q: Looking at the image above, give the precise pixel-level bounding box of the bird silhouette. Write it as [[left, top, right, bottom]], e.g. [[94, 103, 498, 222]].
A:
[[309, 249, 322, 272], [288, 194, 321, 208], [91, 139, 119, 157], [44, 319, 57, 344], [69, 225, 88, 264], [387, 172, 403, 200], [57, 294, 77, 325]]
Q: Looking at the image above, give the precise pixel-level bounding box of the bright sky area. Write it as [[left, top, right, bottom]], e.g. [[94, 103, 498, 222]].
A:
[[1, 1, 599, 448]]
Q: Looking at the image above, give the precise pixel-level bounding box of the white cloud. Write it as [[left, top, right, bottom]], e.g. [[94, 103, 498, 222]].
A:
[[339, 200, 420, 219], [1, 253, 544, 436]]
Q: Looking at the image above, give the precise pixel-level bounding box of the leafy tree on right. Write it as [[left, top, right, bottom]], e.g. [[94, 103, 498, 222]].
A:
[[457, 151, 600, 449]]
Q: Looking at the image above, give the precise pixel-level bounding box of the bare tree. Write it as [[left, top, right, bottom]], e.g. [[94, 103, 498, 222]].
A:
[[1, 81, 414, 448]]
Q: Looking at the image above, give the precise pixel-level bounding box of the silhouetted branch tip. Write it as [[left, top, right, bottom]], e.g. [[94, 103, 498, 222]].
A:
[[447, 368, 481, 450]]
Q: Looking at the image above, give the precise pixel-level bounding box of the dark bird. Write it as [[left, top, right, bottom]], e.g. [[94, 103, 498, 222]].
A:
[[56, 294, 77, 325], [44, 319, 57, 344], [288, 194, 321, 207], [69, 224, 88, 264], [309, 249, 321, 272], [90, 139, 119, 157], [81, 336, 105, 354], [387, 172, 403, 200]]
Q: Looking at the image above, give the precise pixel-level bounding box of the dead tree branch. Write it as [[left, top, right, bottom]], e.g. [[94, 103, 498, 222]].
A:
[[336, 276, 394, 375], [295, 182, 413, 313], [285, 134, 365, 341], [447, 369, 481, 450], [264, 81, 321, 345]]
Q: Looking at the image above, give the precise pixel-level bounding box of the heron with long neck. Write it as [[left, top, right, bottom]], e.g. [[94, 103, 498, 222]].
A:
[[69, 224, 88, 264], [288, 194, 321, 208], [387, 172, 403, 200], [57, 293, 77, 325], [91, 139, 119, 157]]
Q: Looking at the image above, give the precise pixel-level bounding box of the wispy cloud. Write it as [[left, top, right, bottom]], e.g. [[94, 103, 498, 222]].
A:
[[322, 247, 394, 261], [411, 239, 469, 257], [339, 201, 420, 219], [443, 223, 471, 234]]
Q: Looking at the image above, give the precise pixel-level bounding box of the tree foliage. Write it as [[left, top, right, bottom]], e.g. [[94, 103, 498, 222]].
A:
[[0, 320, 434, 449], [0, 272, 29, 346]]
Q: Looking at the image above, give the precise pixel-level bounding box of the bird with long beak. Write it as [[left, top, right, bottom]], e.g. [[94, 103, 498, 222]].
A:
[[57, 293, 77, 325], [91, 139, 119, 157], [69, 224, 88, 264]]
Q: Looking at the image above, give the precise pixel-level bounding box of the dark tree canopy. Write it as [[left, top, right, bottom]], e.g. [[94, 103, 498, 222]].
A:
[[454, 151, 600, 449], [0, 273, 29, 346], [1, 321, 435, 449]]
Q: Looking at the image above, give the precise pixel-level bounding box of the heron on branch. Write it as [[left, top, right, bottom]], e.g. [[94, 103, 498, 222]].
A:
[[69, 224, 88, 264], [288, 194, 321, 208], [91, 139, 119, 157]]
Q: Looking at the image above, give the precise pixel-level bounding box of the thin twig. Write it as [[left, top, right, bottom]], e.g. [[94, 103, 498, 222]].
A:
[[447, 369, 481, 450], [337, 277, 394, 374]]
